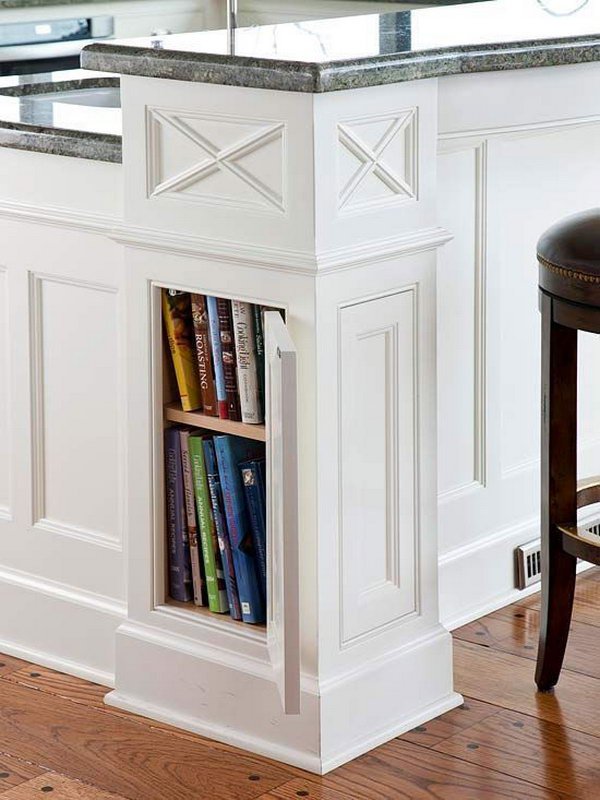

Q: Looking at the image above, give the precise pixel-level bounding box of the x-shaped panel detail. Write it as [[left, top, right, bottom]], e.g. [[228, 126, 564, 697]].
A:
[[338, 110, 417, 211], [149, 109, 285, 213]]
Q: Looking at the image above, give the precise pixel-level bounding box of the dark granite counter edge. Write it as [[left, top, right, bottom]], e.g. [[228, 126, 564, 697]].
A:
[[81, 35, 600, 93], [0, 76, 118, 97], [0, 121, 122, 161], [0, 77, 122, 162]]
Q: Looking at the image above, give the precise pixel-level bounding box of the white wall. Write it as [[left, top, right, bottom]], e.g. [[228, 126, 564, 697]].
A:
[[0, 149, 125, 682], [436, 64, 600, 628]]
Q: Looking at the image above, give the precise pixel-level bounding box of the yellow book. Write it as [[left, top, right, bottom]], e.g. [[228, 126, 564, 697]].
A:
[[162, 289, 202, 412]]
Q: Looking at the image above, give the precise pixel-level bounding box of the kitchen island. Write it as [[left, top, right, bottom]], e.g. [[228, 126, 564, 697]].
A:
[[1, 0, 600, 775]]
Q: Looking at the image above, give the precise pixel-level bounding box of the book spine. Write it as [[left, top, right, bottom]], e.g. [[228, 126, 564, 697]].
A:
[[216, 298, 241, 422], [161, 290, 202, 412], [214, 436, 265, 624], [206, 296, 229, 420], [190, 294, 218, 417], [189, 435, 229, 614], [179, 429, 206, 606], [232, 301, 262, 424], [252, 304, 265, 420], [164, 428, 193, 602], [240, 459, 267, 601], [203, 439, 242, 621]]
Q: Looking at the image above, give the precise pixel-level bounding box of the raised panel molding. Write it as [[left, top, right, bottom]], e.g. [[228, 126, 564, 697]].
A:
[[437, 139, 488, 502], [339, 288, 419, 646], [0, 266, 11, 521], [146, 107, 286, 213], [30, 273, 122, 550], [337, 109, 418, 214]]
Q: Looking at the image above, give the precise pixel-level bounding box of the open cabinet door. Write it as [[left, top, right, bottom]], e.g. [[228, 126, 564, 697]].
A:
[[264, 311, 300, 715]]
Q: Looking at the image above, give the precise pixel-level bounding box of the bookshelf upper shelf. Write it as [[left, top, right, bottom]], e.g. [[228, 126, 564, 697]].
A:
[[164, 402, 267, 442]]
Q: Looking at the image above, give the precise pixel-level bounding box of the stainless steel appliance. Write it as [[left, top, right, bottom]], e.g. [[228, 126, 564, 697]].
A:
[[0, 15, 114, 75]]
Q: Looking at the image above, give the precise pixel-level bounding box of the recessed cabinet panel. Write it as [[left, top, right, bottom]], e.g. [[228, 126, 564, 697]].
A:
[[0, 268, 9, 517], [31, 276, 120, 545], [340, 289, 418, 645]]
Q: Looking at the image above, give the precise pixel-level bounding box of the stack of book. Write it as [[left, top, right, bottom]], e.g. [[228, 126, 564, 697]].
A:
[[165, 426, 267, 625], [162, 289, 266, 424]]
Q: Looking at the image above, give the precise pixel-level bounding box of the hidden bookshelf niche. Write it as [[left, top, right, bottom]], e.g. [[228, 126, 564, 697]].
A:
[[159, 287, 272, 634]]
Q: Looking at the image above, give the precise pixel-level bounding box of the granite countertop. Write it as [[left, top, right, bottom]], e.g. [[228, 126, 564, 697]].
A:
[[0, 0, 145, 8], [82, 0, 600, 92], [0, 0, 471, 7], [0, 69, 122, 161]]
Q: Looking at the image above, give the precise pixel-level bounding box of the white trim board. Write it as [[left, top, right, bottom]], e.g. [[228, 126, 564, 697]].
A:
[[439, 516, 594, 631]]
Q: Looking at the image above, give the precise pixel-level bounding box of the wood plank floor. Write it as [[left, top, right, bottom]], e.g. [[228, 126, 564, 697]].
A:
[[3, 572, 600, 799]]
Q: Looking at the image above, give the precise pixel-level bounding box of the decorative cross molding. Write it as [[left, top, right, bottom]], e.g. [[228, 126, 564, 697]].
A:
[[338, 110, 417, 212], [148, 109, 285, 213]]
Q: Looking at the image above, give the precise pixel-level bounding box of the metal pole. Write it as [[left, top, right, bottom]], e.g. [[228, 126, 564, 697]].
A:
[[227, 0, 238, 54]]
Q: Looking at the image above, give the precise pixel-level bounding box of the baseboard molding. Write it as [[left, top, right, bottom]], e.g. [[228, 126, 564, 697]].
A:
[[104, 689, 322, 773], [319, 625, 460, 772], [0, 566, 124, 684], [0, 637, 114, 687], [319, 691, 462, 774], [439, 515, 594, 630]]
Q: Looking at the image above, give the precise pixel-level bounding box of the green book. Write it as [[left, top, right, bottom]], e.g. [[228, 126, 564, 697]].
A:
[[189, 435, 229, 613]]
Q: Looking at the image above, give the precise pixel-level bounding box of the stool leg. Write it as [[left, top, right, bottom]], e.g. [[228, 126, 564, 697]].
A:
[[536, 292, 578, 692]]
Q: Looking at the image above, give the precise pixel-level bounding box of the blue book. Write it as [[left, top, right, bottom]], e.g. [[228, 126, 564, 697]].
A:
[[164, 428, 193, 602], [240, 459, 267, 602], [206, 296, 228, 419], [214, 435, 265, 624], [203, 438, 242, 621]]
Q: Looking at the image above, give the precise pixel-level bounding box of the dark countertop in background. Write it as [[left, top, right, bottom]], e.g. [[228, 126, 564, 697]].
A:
[[0, 69, 121, 161], [0, 0, 475, 8], [82, 0, 600, 92], [0, 0, 145, 8]]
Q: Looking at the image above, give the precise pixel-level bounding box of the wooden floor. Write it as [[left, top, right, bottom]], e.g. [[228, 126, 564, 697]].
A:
[[2, 574, 600, 800]]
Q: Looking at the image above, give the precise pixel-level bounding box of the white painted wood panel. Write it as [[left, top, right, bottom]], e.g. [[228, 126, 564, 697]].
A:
[[0, 268, 9, 518], [264, 311, 300, 715], [339, 289, 417, 644], [437, 147, 478, 499], [492, 126, 600, 477], [31, 275, 121, 547], [438, 65, 600, 625]]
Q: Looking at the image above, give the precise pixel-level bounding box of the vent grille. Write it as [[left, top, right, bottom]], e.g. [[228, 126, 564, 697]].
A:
[[583, 521, 600, 540], [516, 540, 542, 590]]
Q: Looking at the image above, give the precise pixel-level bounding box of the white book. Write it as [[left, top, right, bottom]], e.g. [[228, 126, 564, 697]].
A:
[[231, 300, 263, 424]]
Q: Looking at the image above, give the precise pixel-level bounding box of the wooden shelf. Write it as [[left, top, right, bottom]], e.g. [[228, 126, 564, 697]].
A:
[[164, 402, 266, 442], [163, 599, 267, 633]]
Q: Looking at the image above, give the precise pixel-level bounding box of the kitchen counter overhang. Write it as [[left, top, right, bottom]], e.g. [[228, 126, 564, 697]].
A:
[[81, 0, 600, 93]]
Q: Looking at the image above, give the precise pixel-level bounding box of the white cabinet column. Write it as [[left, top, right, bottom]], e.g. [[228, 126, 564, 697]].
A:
[[107, 72, 460, 773]]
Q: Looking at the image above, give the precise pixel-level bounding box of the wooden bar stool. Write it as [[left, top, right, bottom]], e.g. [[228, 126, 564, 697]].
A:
[[536, 208, 600, 692]]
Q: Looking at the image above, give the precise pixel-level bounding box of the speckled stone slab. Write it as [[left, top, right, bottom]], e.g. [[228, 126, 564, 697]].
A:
[[82, 0, 600, 92], [0, 0, 144, 7], [0, 72, 121, 162]]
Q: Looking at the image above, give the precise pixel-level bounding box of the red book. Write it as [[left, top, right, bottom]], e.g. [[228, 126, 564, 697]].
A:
[[190, 294, 218, 417], [216, 299, 242, 422]]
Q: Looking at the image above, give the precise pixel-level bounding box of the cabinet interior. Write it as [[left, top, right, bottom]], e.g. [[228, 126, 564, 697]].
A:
[[156, 284, 273, 635]]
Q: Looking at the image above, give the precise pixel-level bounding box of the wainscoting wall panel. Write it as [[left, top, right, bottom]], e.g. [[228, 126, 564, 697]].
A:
[[0, 267, 10, 520], [30, 274, 121, 548], [438, 105, 600, 626]]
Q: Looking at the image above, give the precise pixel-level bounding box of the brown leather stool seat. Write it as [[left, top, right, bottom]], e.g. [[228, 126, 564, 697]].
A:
[[535, 208, 600, 694], [538, 208, 600, 306]]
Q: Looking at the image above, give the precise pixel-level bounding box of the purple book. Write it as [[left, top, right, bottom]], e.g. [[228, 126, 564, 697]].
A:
[[164, 427, 193, 602]]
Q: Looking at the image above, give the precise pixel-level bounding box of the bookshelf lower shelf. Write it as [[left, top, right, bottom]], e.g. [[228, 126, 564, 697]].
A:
[[164, 402, 266, 442], [163, 599, 267, 634]]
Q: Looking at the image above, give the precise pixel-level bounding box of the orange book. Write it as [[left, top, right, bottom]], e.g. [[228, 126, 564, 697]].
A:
[[162, 289, 202, 412]]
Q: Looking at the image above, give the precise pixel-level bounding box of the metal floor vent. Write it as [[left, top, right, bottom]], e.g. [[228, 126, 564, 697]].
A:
[[583, 521, 600, 540], [516, 540, 542, 590]]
